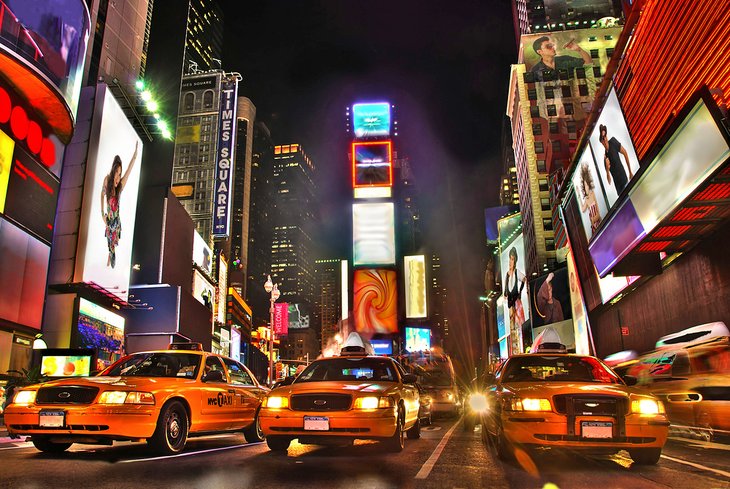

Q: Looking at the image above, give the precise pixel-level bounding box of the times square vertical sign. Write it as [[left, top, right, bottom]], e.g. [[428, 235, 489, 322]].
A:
[[213, 79, 238, 238]]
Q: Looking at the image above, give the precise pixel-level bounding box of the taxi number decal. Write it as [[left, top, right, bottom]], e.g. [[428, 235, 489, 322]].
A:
[[207, 393, 234, 407]]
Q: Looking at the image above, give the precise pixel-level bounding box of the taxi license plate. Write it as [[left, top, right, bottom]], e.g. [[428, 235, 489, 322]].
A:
[[303, 416, 329, 431], [581, 421, 612, 438], [39, 411, 65, 428]]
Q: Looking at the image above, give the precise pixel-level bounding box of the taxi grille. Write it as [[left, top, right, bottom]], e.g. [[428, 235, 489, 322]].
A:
[[36, 386, 100, 405], [553, 395, 627, 416], [290, 394, 352, 411]]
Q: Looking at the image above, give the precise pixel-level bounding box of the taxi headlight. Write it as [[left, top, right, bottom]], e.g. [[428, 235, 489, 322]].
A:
[[13, 390, 36, 404], [264, 396, 289, 409], [632, 399, 665, 415], [468, 393, 488, 413], [354, 396, 393, 409], [521, 398, 552, 411], [98, 391, 155, 405]]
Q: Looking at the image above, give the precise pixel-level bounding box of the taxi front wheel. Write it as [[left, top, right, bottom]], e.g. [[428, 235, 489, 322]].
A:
[[384, 411, 405, 452], [243, 412, 265, 443], [266, 436, 291, 451], [148, 400, 189, 455]]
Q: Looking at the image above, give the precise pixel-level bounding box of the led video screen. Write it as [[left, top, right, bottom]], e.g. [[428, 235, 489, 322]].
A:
[[353, 269, 398, 334], [352, 141, 393, 188], [76, 86, 143, 301], [499, 231, 530, 356], [352, 102, 391, 138], [353, 203, 396, 266], [193, 231, 213, 275], [193, 269, 215, 310], [405, 327, 431, 353], [404, 255, 427, 318], [529, 267, 571, 329], [370, 339, 393, 355], [40, 351, 94, 377], [287, 303, 311, 329], [74, 298, 125, 369], [572, 144, 610, 241]]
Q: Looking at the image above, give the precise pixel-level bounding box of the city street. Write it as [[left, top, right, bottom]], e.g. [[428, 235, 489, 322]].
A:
[[1, 418, 728, 489]]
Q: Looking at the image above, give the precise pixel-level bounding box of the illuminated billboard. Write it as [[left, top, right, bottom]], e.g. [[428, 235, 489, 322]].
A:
[[572, 145, 609, 241], [274, 302, 289, 336], [216, 253, 228, 324], [75, 85, 142, 301], [193, 269, 214, 310], [405, 327, 431, 353], [496, 296, 508, 359], [588, 88, 641, 208], [353, 269, 398, 334], [287, 303, 311, 329], [353, 203, 396, 266], [193, 230, 212, 276], [0, 129, 14, 212], [566, 246, 592, 355], [74, 298, 125, 369], [521, 28, 622, 76], [40, 350, 94, 377], [352, 102, 391, 138], [499, 230, 530, 356], [529, 267, 570, 329], [404, 255, 427, 318], [370, 339, 393, 355], [212, 78, 238, 238], [352, 141, 393, 188]]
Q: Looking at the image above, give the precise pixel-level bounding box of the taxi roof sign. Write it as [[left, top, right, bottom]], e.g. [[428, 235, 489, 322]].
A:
[[169, 342, 204, 351], [340, 332, 374, 356]]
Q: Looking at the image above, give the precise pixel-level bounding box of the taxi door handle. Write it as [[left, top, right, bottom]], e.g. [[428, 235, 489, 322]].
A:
[[228, 389, 235, 393]]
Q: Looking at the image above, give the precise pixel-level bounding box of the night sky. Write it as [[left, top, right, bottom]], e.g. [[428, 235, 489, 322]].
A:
[[221, 0, 518, 367]]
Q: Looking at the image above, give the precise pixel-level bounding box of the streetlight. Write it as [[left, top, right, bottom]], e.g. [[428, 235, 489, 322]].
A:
[[264, 275, 280, 385]]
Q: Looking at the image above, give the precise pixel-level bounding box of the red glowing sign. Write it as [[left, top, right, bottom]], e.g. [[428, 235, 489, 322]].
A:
[[0, 86, 55, 167], [351, 141, 393, 188]]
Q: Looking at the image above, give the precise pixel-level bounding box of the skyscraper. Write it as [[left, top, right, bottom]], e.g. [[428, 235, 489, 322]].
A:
[[270, 144, 317, 307], [314, 259, 344, 351], [185, 0, 224, 72], [430, 253, 448, 347]]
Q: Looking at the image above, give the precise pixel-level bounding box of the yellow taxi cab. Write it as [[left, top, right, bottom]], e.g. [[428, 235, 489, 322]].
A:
[[4, 343, 268, 454], [259, 335, 421, 452], [479, 344, 670, 465]]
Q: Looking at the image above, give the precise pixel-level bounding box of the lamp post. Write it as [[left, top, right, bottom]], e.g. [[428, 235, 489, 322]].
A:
[[264, 275, 280, 386]]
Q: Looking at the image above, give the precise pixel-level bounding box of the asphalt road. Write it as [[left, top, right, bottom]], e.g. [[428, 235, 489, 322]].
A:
[[1, 419, 729, 489]]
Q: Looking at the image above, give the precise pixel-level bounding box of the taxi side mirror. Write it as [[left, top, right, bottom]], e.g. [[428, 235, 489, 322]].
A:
[[203, 370, 225, 383], [402, 373, 418, 384], [622, 375, 638, 386]]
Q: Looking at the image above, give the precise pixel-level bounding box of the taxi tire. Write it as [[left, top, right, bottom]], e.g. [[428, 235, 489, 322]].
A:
[[243, 412, 265, 443], [407, 417, 421, 439], [629, 447, 662, 465], [493, 422, 512, 461], [384, 411, 405, 452], [266, 436, 291, 451], [32, 437, 72, 453], [149, 400, 188, 455]]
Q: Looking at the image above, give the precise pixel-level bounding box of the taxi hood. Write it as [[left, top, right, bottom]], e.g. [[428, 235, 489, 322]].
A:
[[503, 381, 635, 399], [36, 376, 193, 389], [273, 380, 398, 396]]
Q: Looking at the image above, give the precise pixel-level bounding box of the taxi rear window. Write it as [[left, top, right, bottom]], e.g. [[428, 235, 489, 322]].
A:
[[105, 353, 201, 378]]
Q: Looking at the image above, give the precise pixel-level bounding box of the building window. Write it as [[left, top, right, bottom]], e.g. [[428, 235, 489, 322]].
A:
[[545, 238, 555, 251], [561, 86, 571, 98], [590, 49, 599, 58], [578, 84, 589, 96], [203, 90, 214, 109], [542, 70, 556, 81], [606, 47, 615, 58], [547, 105, 557, 116], [549, 121, 559, 134], [544, 87, 554, 99], [564, 103, 574, 115], [541, 198, 551, 211], [528, 88, 537, 101], [558, 69, 569, 80], [593, 66, 602, 77], [543, 218, 553, 231], [567, 121, 577, 136], [523, 72, 536, 83], [183, 93, 195, 111], [530, 106, 540, 117], [551, 140, 561, 153], [539, 178, 549, 192], [534, 141, 544, 154], [576, 68, 586, 79], [537, 160, 547, 172], [532, 123, 543, 136]]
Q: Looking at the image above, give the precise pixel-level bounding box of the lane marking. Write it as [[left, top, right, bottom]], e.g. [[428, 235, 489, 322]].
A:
[[660, 454, 730, 479], [0, 443, 33, 451], [415, 420, 460, 479], [119, 441, 263, 463]]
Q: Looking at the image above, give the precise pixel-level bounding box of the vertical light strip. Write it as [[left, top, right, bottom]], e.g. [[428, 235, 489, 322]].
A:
[[340, 259, 348, 320]]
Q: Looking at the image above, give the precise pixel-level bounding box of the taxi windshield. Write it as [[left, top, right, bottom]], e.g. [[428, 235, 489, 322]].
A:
[[502, 356, 622, 384], [295, 358, 398, 383], [103, 353, 201, 379]]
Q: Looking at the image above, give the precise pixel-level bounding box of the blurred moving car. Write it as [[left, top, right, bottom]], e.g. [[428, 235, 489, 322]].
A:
[[4, 343, 268, 454], [625, 324, 730, 439], [259, 334, 421, 452], [416, 383, 433, 426], [403, 352, 461, 418], [481, 347, 669, 465]]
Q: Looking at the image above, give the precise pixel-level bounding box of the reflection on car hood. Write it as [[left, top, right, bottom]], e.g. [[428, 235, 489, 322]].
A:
[[36, 376, 194, 389], [272, 381, 396, 396], [504, 382, 638, 398]]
